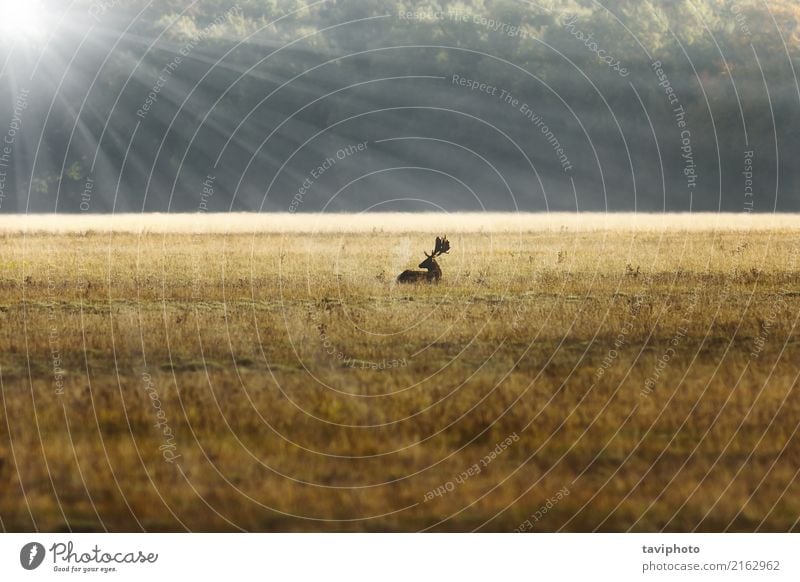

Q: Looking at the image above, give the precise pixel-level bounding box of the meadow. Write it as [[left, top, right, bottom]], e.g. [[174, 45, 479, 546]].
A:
[[0, 213, 798, 532]]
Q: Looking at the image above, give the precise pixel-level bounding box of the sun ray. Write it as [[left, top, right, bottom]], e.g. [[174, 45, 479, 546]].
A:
[[0, 0, 47, 40]]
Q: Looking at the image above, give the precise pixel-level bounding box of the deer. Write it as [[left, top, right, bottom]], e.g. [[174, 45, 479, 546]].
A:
[[397, 236, 451, 283]]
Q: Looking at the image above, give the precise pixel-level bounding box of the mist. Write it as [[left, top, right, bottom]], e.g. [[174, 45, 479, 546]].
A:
[[1, 0, 798, 214]]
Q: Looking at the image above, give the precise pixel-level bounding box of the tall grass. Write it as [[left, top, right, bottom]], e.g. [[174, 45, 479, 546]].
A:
[[0, 219, 798, 531]]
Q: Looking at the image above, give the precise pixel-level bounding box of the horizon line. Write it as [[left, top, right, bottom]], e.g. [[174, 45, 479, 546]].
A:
[[2, 211, 799, 234]]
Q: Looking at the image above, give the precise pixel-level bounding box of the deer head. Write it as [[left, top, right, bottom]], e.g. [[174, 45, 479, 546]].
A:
[[419, 235, 450, 269]]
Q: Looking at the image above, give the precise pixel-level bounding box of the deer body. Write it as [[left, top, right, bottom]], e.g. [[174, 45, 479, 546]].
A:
[[397, 258, 441, 283], [396, 236, 449, 284]]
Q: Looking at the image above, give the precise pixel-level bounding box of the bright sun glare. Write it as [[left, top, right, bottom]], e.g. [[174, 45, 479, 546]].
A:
[[0, 0, 46, 40]]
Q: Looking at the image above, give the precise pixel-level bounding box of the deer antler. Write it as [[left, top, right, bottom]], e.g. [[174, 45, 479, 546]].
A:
[[426, 236, 450, 257], [433, 235, 450, 257]]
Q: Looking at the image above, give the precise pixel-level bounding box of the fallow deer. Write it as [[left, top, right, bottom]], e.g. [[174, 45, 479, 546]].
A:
[[397, 236, 450, 283]]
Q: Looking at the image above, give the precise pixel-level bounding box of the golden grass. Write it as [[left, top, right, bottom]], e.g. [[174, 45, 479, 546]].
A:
[[0, 217, 799, 531]]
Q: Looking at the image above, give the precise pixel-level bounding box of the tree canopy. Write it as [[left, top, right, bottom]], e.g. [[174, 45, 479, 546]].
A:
[[1, 0, 798, 212]]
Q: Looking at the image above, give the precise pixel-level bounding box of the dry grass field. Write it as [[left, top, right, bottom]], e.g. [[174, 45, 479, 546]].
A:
[[0, 213, 799, 532]]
